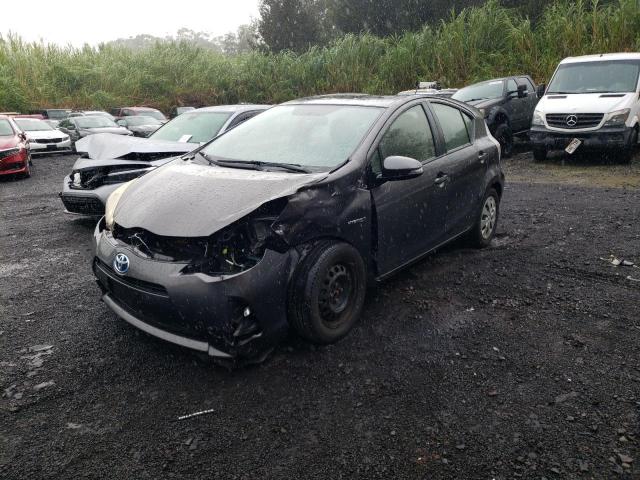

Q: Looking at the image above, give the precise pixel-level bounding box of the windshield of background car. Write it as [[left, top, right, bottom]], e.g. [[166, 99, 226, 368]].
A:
[[48, 110, 70, 119], [150, 111, 232, 143], [202, 104, 383, 169], [547, 60, 640, 94], [87, 111, 116, 121], [76, 117, 118, 128], [14, 118, 54, 131], [138, 110, 167, 121], [453, 80, 504, 102], [126, 116, 162, 126], [0, 119, 14, 135]]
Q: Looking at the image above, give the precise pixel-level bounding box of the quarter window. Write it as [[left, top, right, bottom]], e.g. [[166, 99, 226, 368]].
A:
[[431, 103, 471, 151]]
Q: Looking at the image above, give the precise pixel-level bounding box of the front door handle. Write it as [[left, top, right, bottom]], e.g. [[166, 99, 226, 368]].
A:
[[434, 173, 449, 186], [478, 151, 487, 164]]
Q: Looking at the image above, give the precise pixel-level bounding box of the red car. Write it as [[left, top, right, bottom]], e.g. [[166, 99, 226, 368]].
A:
[[0, 115, 31, 178]]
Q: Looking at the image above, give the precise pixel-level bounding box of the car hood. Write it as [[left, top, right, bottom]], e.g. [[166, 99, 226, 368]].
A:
[[114, 160, 327, 237], [537, 92, 634, 114], [0, 136, 19, 150], [25, 130, 67, 140], [466, 98, 502, 109], [75, 133, 195, 160]]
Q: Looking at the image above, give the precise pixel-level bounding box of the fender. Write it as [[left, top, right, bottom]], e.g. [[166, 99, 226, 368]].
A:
[[486, 106, 510, 132]]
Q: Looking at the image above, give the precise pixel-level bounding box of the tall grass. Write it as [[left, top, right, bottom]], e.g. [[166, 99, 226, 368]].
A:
[[1, 0, 639, 112]]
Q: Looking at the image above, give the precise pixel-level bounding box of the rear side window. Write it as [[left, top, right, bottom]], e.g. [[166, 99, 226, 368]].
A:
[[0, 119, 14, 135], [431, 103, 471, 151], [379, 105, 436, 162]]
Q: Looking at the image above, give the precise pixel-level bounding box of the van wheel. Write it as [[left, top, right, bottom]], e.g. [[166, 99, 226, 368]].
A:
[[288, 241, 366, 345], [620, 126, 638, 164], [494, 123, 513, 158], [532, 147, 547, 162], [468, 188, 500, 248]]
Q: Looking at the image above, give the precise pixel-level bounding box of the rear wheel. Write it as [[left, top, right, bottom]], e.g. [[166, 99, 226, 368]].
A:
[[288, 241, 366, 345], [468, 188, 500, 248], [532, 147, 547, 162]]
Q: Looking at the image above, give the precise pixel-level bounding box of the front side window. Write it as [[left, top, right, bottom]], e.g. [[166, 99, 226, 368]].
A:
[[379, 105, 436, 162], [548, 60, 640, 94], [431, 103, 471, 151], [202, 104, 383, 170], [507, 79, 518, 94], [0, 119, 14, 136]]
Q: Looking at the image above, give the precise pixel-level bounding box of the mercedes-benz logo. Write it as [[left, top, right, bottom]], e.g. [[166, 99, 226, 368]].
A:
[[113, 253, 130, 275], [565, 114, 578, 127]]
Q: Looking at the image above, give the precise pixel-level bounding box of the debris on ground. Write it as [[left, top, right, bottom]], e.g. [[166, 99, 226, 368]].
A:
[[177, 409, 215, 421], [601, 256, 637, 267], [33, 381, 55, 391]]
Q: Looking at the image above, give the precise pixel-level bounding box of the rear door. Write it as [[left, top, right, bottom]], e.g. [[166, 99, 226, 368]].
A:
[[369, 103, 449, 275], [428, 101, 483, 236]]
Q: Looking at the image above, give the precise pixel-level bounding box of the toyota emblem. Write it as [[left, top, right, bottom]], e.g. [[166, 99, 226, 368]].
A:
[[565, 114, 578, 127], [113, 253, 130, 275]]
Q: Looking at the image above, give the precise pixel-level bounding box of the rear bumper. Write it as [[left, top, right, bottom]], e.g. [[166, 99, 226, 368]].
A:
[[92, 223, 297, 359], [530, 125, 634, 151]]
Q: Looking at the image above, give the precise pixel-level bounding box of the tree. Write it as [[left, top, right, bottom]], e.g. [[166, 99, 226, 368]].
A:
[[258, 0, 329, 53]]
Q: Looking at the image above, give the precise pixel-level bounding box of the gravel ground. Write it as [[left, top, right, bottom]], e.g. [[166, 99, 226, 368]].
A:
[[1, 152, 640, 479]]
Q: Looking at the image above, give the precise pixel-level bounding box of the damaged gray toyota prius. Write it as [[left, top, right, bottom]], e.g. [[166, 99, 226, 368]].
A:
[[93, 94, 504, 362]]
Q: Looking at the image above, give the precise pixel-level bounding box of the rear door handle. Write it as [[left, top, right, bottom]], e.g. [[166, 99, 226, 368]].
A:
[[434, 173, 449, 186], [478, 151, 487, 164]]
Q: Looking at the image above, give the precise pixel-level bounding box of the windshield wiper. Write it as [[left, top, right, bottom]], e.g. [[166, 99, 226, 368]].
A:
[[467, 97, 489, 102], [214, 158, 311, 173]]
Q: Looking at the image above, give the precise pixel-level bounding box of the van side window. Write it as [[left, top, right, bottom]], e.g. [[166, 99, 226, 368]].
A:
[[431, 103, 471, 151]]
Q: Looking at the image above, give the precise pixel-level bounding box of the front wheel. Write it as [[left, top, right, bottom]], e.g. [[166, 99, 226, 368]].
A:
[[532, 147, 547, 162], [468, 188, 500, 248], [494, 123, 513, 158], [620, 126, 638, 164], [288, 241, 367, 345]]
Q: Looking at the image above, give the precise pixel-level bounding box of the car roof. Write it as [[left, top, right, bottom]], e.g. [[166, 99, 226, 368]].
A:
[[196, 104, 271, 113], [283, 94, 411, 108], [561, 52, 640, 64]]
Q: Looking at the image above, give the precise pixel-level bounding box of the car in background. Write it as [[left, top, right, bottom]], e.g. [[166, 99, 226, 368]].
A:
[[91, 94, 503, 361], [44, 119, 60, 129], [115, 116, 162, 137], [13, 117, 71, 155], [110, 107, 168, 123], [69, 110, 117, 121], [170, 106, 196, 118], [0, 115, 31, 178], [57, 116, 132, 148], [530, 52, 640, 163], [60, 104, 270, 216], [452, 76, 543, 156], [398, 81, 458, 97], [29, 109, 71, 120]]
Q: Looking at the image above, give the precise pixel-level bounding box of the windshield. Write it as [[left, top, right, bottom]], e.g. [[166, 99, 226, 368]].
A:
[[86, 111, 115, 121], [547, 60, 640, 94], [0, 119, 14, 136], [76, 117, 118, 128], [124, 116, 161, 126], [135, 110, 167, 121], [150, 111, 232, 143], [47, 110, 70, 120], [15, 118, 54, 131], [202, 104, 383, 169], [453, 80, 504, 102]]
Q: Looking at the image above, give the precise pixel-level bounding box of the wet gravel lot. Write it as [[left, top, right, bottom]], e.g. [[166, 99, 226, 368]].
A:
[[1, 153, 640, 479]]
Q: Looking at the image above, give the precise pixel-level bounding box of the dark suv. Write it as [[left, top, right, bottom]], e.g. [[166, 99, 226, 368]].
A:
[[453, 76, 543, 156]]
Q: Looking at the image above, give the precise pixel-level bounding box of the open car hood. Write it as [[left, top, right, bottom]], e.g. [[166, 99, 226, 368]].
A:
[[75, 133, 196, 160], [114, 160, 327, 237]]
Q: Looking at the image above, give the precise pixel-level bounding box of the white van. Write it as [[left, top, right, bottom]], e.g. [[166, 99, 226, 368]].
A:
[[530, 53, 640, 163]]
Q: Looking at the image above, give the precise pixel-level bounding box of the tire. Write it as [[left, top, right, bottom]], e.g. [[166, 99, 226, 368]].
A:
[[494, 123, 513, 158], [532, 147, 547, 162], [620, 126, 638, 165], [288, 241, 367, 345], [468, 188, 500, 248]]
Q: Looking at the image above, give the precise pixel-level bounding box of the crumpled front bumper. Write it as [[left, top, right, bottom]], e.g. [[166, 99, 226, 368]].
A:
[[530, 125, 634, 151], [60, 175, 120, 215], [92, 221, 297, 359]]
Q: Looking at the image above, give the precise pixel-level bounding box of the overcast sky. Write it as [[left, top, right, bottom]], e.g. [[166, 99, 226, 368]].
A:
[[0, 0, 260, 46]]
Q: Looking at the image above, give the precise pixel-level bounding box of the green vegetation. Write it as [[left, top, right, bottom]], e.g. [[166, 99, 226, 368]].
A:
[[1, 0, 639, 112]]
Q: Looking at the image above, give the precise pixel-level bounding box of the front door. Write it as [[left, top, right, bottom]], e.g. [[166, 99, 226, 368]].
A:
[[370, 104, 448, 275]]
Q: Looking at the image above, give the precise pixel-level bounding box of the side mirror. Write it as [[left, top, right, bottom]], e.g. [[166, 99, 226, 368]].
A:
[[517, 84, 528, 98], [116, 120, 127, 127], [19, 132, 27, 141], [380, 156, 423, 181], [536, 84, 546, 98]]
